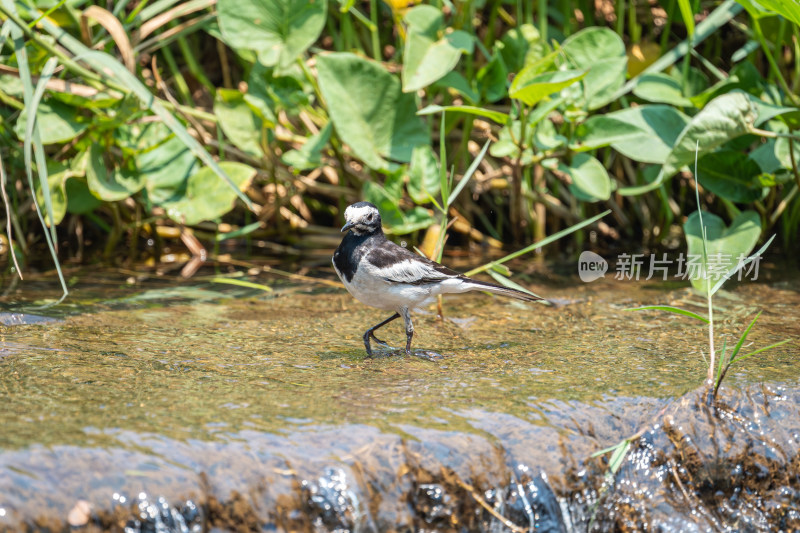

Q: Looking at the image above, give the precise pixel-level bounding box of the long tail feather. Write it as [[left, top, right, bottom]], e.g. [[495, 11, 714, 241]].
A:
[[460, 277, 544, 302]]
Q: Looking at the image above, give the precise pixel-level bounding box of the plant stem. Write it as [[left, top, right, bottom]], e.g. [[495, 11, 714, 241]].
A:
[[752, 16, 800, 106], [368, 0, 381, 60]]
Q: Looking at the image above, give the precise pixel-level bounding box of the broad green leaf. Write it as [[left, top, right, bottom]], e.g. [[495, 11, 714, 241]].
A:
[[477, 52, 508, 103], [36, 17, 253, 210], [217, 0, 326, 69], [489, 119, 533, 162], [363, 178, 435, 234], [433, 71, 480, 103], [246, 63, 301, 118], [139, 136, 198, 204], [402, 5, 473, 92], [571, 116, 647, 152], [633, 73, 693, 107], [534, 118, 567, 151], [663, 91, 757, 178], [688, 63, 761, 108], [417, 104, 509, 125], [737, 0, 800, 25], [214, 88, 265, 158], [65, 177, 103, 215], [562, 27, 627, 110], [86, 144, 146, 202], [407, 144, 440, 203], [697, 151, 764, 202], [607, 105, 690, 164], [747, 95, 799, 127], [386, 206, 435, 234], [509, 69, 586, 107], [683, 210, 761, 293], [508, 49, 559, 93], [282, 122, 332, 171], [161, 162, 256, 225], [709, 233, 774, 295], [497, 23, 544, 73], [114, 120, 169, 155], [317, 52, 428, 171], [559, 153, 612, 202], [750, 138, 800, 175], [14, 100, 87, 144]]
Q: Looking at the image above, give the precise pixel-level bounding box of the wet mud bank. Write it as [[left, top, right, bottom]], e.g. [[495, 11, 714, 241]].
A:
[[1, 384, 798, 532]]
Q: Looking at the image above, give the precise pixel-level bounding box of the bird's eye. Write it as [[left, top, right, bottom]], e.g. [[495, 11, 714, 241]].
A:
[[367, 213, 374, 221]]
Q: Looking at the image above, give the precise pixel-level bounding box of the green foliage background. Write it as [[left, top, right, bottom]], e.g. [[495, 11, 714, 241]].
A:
[[1, 0, 799, 282]]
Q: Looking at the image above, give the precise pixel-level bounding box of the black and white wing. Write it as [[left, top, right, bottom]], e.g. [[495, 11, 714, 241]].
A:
[[364, 238, 543, 302], [365, 244, 460, 285]]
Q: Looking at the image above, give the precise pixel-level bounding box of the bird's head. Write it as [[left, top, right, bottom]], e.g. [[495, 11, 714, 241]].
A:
[[341, 201, 382, 235]]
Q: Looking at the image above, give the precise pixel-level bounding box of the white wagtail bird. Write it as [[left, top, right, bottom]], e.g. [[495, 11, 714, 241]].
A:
[[333, 201, 543, 357]]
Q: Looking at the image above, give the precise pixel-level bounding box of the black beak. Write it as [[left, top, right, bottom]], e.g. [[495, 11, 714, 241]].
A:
[[341, 221, 354, 232]]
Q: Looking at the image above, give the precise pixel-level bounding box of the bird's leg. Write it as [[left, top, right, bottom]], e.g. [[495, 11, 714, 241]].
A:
[[363, 313, 400, 356], [400, 307, 414, 355]]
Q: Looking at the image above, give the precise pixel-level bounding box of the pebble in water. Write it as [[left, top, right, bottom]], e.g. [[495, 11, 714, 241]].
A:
[[301, 467, 364, 532], [117, 492, 202, 533], [482, 467, 568, 533], [415, 483, 452, 524]]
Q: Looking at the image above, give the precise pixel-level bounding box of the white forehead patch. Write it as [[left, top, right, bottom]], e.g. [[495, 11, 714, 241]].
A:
[[345, 204, 377, 222]]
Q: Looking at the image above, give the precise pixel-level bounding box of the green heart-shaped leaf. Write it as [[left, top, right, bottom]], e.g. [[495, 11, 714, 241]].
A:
[[402, 5, 473, 92], [562, 27, 627, 110], [697, 151, 764, 203], [559, 153, 612, 202], [161, 162, 256, 225], [217, 0, 326, 69], [683, 210, 761, 293], [317, 52, 429, 171]]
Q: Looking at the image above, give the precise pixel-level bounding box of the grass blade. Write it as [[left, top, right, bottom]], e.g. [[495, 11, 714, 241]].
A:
[[209, 277, 272, 292], [676, 0, 696, 38], [26, 57, 58, 240], [608, 440, 632, 474], [418, 104, 510, 125], [709, 234, 776, 295], [447, 139, 490, 206], [0, 153, 22, 279], [487, 269, 545, 300], [731, 339, 791, 365], [625, 305, 710, 323], [716, 338, 727, 384], [5, 0, 68, 303], [465, 210, 610, 277], [729, 311, 762, 360], [591, 441, 626, 458], [215, 221, 263, 242]]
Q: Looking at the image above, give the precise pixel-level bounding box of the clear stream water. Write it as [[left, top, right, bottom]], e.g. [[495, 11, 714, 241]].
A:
[[0, 268, 797, 531]]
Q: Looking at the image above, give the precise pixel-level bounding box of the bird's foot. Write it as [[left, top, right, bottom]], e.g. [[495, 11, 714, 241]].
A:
[[369, 332, 390, 347], [410, 349, 445, 361]]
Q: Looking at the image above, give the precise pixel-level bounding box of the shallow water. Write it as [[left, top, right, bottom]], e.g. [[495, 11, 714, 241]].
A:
[[0, 270, 798, 531]]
